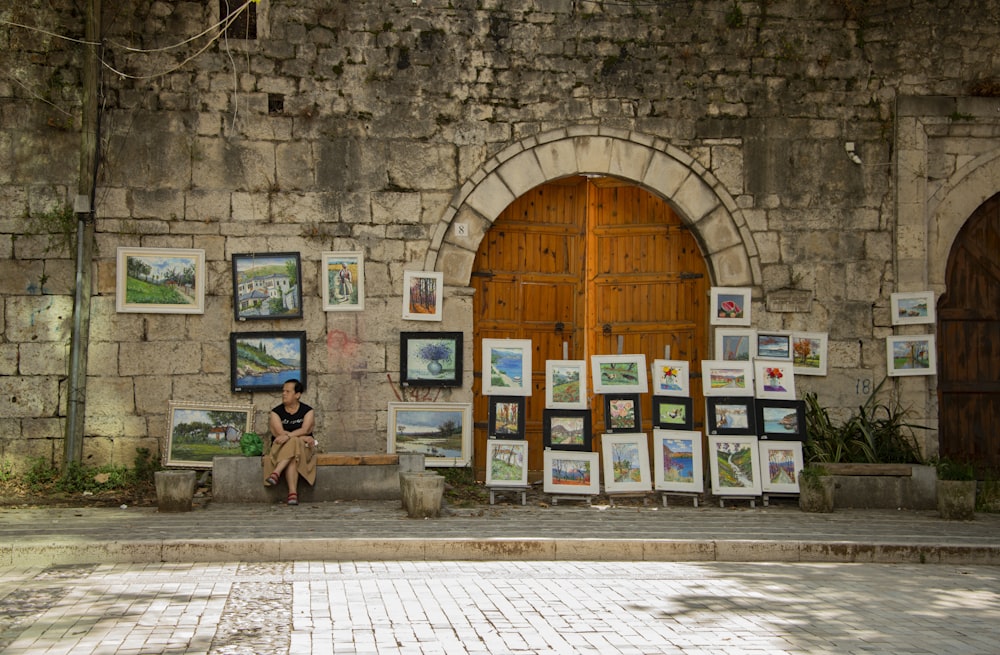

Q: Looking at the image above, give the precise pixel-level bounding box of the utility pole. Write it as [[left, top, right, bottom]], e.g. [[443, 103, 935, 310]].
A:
[[64, 0, 101, 465]]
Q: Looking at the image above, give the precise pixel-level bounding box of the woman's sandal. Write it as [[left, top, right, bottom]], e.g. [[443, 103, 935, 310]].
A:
[[264, 472, 279, 487], [286, 493, 298, 506]]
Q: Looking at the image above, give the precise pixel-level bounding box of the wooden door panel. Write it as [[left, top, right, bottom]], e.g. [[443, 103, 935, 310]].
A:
[[938, 192, 1000, 473]]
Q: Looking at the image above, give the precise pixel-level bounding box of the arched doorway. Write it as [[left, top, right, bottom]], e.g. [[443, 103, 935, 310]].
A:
[[937, 191, 1000, 475], [470, 176, 710, 479]]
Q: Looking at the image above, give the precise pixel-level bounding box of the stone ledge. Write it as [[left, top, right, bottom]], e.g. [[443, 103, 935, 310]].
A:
[[211, 453, 424, 503]]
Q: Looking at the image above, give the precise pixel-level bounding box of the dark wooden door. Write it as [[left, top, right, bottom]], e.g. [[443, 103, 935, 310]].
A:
[[938, 192, 1000, 475], [471, 176, 709, 479]]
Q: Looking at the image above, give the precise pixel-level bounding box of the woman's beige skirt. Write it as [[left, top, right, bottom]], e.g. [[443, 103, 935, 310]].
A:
[[262, 437, 317, 486]]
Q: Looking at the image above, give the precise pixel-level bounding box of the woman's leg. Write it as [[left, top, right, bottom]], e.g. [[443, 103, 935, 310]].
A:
[[285, 458, 298, 495]]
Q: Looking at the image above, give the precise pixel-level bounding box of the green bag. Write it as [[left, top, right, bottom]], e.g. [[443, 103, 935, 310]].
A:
[[239, 432, 263, 457]]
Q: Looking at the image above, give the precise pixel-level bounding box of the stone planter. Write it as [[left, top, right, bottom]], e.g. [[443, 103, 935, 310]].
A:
[[799, 475, 835, 513], [155, 470, 196, 513], [937, 479, 976, 520], [400, 472, 444, 518]]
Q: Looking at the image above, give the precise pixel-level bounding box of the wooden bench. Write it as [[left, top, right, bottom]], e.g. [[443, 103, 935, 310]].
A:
[[212, 452, 425, 503]]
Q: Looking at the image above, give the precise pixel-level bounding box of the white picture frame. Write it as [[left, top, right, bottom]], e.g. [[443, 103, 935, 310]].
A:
[[545, 359, 588, 409], [715, 328, 756, 361], [402, 270, 444, 321], [321, 251, 365, 311], [591, 354, 649, 394], [758, 440, 804, 493], [701, 360, 754, 397], [116, 247, 206, 314], [753, 360, 796, 400], [708, 435, 762, 497], [650, 359, 690, 397], [485, 439, 530, 487], [601, 433, 652, 493], [543, 450, 600, 496], [482, 338, 533, 396], [652, 429, 704, 493], [710, 286, 752, 326], [890, 291, 935, 326], [886, 335, 937, 377], [791, 331, 828, 376]]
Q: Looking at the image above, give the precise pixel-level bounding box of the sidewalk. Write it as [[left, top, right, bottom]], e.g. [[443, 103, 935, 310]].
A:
[[2, 497, 998, 566]]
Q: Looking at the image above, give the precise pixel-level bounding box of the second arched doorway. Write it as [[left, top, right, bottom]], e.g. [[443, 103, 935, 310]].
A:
[[471, 176, 710, 480]]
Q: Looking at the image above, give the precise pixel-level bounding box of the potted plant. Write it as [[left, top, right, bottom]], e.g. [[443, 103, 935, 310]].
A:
[[936, 458, 976, 520], [798, 464, 834, 513]]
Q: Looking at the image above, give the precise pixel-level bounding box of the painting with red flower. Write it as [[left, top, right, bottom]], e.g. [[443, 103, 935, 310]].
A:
[[754, 361, 796, 400]]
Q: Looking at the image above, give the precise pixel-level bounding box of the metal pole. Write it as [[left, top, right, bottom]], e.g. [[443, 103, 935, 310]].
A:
[[64, 0, 101, 465]]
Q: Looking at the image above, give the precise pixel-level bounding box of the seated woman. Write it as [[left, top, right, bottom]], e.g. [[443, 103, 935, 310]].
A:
[[263, 379, 318, 506]]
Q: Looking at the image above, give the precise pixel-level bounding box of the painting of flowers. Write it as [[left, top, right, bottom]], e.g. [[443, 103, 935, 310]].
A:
[[603, 394, 641, 433], [651, 359, 690, 396], [400, 332, 463, 387], [754, 361, 796, 399]]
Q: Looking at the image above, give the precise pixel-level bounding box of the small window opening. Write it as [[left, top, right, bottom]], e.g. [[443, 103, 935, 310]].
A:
[[221, 0, 257, 40], [268, 94, 285, 116]]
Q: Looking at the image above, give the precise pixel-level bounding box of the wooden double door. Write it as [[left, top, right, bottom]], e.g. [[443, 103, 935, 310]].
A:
[[471, 176, 710, 479], [938, 192, 1000, 475]]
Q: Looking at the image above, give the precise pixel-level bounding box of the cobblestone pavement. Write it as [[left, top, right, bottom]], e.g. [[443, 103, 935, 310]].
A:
[[0, 560, 998, 655]]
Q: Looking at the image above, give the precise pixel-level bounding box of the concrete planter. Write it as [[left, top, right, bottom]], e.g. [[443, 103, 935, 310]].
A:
[[937, 479, 976, 521], [400, 472, 444, 518], [799, 476, 835, 513], [154, 470, 196, 513]]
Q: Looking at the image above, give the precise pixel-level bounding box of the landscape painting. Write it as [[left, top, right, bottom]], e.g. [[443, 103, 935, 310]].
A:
[[890, 291, 935, 326], [165, 401, 254, 468], [602, 433, 652, 493], [542, 409, 592, 451], [482, 339, 533, 396], [230, 331, 306, 393], [887, 335, 937, 377], [116, 247, 205, 314], [545, 360, 587, 409], [387, 402, 472, 467], [485, 439, 529, 487], [652, 429, 704, 493], [792, 332, 828, 376], [402, 271, 444, 321], [232, 252, 302, 320], [701, 360, 754, 396], [756, 400, 806, 440], [543, 451, 600, 495], [708, 435, 761, 496], [758, 440, 803, 493]]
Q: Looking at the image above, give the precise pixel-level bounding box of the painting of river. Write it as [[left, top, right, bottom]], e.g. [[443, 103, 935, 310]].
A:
[[388, 402, 472, 466], [709, 436, 761, 495], [653, 429, 704, 493]]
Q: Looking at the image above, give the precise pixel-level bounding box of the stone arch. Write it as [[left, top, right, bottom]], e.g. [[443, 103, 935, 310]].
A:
[[427, 127, 758, 289], [926, 150, 1000, 292]]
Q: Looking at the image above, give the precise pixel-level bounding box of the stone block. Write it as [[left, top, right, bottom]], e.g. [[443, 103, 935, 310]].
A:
[[400, 471, 444, 518], [155, 470, 196, 512]]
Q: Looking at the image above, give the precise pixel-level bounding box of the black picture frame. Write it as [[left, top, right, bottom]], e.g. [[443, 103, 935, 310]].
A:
[[706, 396, 757, 436], [399, 331, 463, 387], [652, 396, 694, 430], [543, 409, 593, 451], [488, 396, 526, 439], [755, 399, 807, 441], [232, 252, 303, 321], [603, 393, 642, 433], [230, 331, 307, 392]]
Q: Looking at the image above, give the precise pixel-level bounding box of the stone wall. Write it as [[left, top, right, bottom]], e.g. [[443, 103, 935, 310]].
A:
[[1, 0, 999, 470]]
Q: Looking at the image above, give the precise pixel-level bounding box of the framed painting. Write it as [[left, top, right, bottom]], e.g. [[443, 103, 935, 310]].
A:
[[603, 393, 642, 433], [890, 291, 935, 326], [591, 354, 648, 394], [485, 439, 529, 487], [602, 433, 652, 493], [792, 331, 828, 376], [758, 440, 804, 493], [710, 287, 752, 326], [714, 329, 756, 361], [488, 396, 526, 439], [545, 359, 588, 409], [321, 251, 365, 311], [652, 396, 694, 430], [708, 435, 762, 497], [402, 270, 444, 321], [400, 331, 463, 387], [755, 399, 807, 441], [706, 396, 757, 436], [652, 429, 704, 493], [542, 409, 593, 451], [232, 252, 303, 321], [116, 247, 206, 314], [386, 402, 472, 467], [701, 360, 754, 397], [650, 359, 690, 397], [230, 331, 306, 392], [165, 401, 254, 468], [754, 360, 796, 400], [482, 338, 533, 396], [756, 332, 793, 361], [543, 450, 600, 495], [886, 335, 937, 377]]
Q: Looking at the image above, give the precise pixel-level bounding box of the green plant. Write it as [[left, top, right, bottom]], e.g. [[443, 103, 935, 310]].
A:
[[936, 458, 976, 481], [724, 1, 744, 28], [804, 378, 925, 464], [437, 466, 488, 507], [0, 459, 14, 484], [24, 202, 77, 254], [23, 457, 59, 492]]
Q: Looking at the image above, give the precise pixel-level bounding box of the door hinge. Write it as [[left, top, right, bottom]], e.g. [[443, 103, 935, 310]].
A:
[[679, 272, 704, 280]]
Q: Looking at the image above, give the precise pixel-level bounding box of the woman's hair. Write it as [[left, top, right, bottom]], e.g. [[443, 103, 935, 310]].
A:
[[284, 378, 304, 393]]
